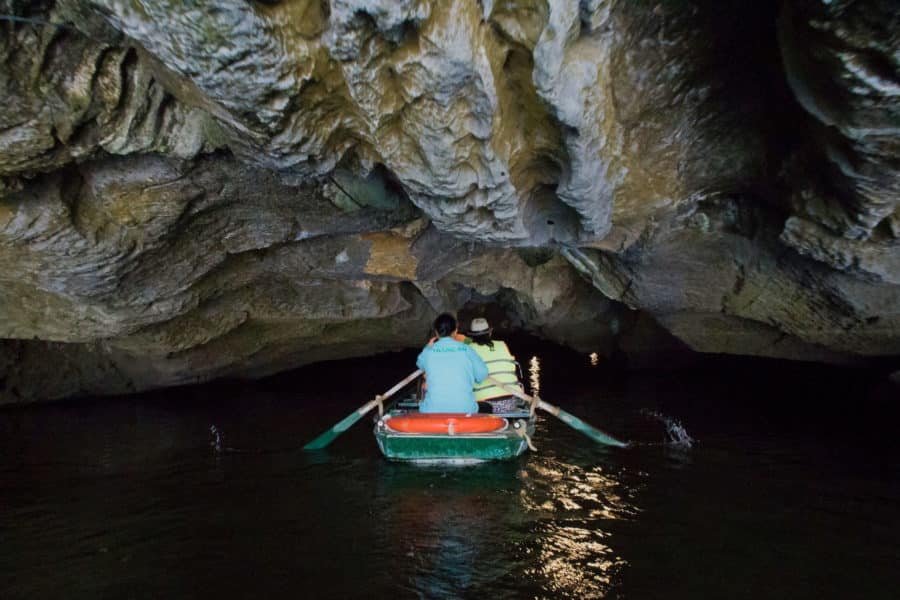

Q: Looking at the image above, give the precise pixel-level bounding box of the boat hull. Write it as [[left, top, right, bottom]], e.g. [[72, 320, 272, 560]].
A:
[[374, 409, 535, 463]]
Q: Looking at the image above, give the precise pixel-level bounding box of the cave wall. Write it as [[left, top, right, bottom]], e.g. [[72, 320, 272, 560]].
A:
[[0, 0, 897, 403]]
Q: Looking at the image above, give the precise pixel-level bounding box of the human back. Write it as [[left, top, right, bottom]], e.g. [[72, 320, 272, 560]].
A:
[[467, 318, 521, 407], [416, 313, 488, 414]]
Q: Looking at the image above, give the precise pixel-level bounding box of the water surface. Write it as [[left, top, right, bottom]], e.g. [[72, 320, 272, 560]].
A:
[[2, 343, 898, 599]]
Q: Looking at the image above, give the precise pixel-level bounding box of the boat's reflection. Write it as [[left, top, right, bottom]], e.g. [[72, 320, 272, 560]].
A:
[[372, 460, 520, 595], [372, 449, 635, 598]]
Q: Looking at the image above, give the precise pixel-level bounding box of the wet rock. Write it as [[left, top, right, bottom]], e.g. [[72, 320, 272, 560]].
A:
[[778, 0, 900, 242], [0, 0, 898, 402], [0, 11, 218, 176], [563, 201, 900, 360], [781, 217, 900, 284]]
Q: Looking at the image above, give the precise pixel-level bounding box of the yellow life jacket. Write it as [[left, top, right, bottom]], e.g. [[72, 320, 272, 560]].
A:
[[470, 340, 520, 401]]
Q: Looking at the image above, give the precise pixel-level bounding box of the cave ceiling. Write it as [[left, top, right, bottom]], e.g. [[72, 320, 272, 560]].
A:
[[0, 0, 897, 402]]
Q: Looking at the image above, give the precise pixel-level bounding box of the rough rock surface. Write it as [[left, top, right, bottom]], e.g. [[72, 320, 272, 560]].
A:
[[0, 0, 898, 403]]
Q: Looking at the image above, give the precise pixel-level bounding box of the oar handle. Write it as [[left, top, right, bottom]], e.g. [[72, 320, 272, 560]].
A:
[[535, 399, 558, 415], [486, 376, 532, 402], [354, 397, 383, 420], [380, 369, 424, 404]]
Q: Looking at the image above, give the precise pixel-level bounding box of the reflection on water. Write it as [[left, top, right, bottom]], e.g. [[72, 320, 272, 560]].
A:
[[524, 524, 622, 598], [2, 347, 899, 599], [518, 458, 636, 520], [517, 456, 636, 598], [529, 355, 541, 397], [373, 463, 522, 597], [369, 453, 634, 599], [522, 350, 630, 595]]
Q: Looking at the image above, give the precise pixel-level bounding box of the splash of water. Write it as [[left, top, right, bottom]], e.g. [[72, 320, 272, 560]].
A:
[[210, 425, 223, 454], [208, 425, 259, 454], [640, 410, 695, 448]]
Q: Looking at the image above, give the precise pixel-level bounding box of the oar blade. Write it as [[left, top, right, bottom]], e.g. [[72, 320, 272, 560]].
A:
[[304, 370, 423, 451], [550, 406, 628, 448], [303, 410, 365, 450]]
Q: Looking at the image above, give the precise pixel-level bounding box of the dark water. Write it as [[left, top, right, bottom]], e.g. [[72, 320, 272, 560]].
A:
[[2, 342, 899, 599]]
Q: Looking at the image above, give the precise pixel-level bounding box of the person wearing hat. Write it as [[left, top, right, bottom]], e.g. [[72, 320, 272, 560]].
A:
[[416, 313, 488, 414], [467, 317, 521, 413]]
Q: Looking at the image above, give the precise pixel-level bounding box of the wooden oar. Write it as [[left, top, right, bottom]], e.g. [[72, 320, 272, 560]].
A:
[[486, 377, 628, 448], [304, 369, 423, 450]]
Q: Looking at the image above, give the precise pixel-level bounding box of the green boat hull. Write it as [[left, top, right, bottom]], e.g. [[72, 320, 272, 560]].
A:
[[374, 410, 535, 463], [376, 431, 528, 462]]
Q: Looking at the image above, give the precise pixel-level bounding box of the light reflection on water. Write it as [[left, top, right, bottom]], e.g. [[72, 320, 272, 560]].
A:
[[516, 456, 637, 598], [368, 449, 636, 598], [529, 355, 541, 397], [523, 524, 623, 598], [4, 349, 897, 599]]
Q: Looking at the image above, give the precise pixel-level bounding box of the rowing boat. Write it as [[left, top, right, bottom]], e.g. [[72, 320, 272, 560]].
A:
[[304, 370, 627, 453], [373, 397, 536, 464]]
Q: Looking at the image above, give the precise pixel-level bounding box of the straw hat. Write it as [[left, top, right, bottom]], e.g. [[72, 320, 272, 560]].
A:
[[469, 317, 492, 335]]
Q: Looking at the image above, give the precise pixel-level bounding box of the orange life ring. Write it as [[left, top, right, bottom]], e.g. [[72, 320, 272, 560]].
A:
[[386, 413, 506, 434]]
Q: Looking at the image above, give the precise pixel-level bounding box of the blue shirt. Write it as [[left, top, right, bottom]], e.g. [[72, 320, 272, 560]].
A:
[[416, 337, 488, 414]]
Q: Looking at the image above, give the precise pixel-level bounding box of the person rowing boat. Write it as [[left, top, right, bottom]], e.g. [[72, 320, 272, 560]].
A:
[[415, 313, 488, 414]]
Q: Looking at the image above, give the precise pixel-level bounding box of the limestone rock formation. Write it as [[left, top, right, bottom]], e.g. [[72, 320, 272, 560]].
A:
[[0, 0, 898, 403]]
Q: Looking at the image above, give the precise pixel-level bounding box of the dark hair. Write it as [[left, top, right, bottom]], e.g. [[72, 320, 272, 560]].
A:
[[433, 313, 457, 338], [471, 331, 494, 349]]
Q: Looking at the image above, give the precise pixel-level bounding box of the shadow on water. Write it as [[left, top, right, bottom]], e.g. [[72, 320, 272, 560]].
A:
[[1, 337, 899, 599]]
